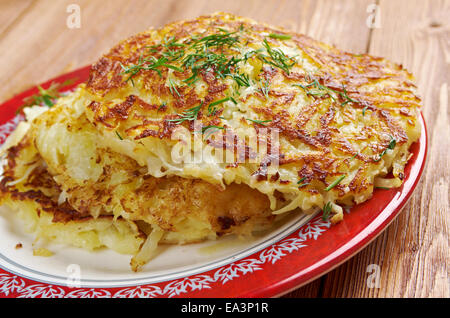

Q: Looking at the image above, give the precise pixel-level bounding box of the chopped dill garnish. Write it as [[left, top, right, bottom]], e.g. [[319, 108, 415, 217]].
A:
[[115, 131, 124, 140], [258, 38, 296, 74], [325, 174, 346, 191], [339, 84, 358, 106], [259, 79, 270, 98], [180, 29, 243, 86], [297, 177, 310, 188], [246, 118, 272, 126], [230, 72, 251, 87], [18, 79, 76, 114], [388, 138, 397, 149], [293, 79, 358, 107], [297, 177, 306, 184], [374, 135, 396, 162], [202, 125, 224, 133], [201, 125, 224, 139], [118, 29, 300, 125], [157, 102, 167, 111], [168, 78, 182, 98], [293, 80, 336, 100], [269, 33, 292, 40], [362, 105, 369, 116], [207, 97, 235, 115], [242, 49, 263, 62], [229, 96, 238, 104], [166, 101, 204, 124], [36, 86, 55, 107], [191, 29, 240, 49], [120, 54, 183, 86], [322, 202, 333, 221]]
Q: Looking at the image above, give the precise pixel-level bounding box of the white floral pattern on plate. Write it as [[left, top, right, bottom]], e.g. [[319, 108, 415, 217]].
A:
[[0, 202, 329, 298]]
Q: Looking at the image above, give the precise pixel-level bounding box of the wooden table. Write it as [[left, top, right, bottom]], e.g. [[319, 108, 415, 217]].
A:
[[0, 0, 448, 298]]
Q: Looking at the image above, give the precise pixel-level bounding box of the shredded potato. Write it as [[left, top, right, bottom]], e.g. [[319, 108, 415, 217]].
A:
[[374, 177, 403, 189], [0, 13, 421, 271]]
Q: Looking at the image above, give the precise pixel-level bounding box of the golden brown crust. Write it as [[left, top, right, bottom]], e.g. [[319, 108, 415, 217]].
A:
[[0, 13, 422, 270], [0, 131, 273, 238], [83, 12, 421, 194]]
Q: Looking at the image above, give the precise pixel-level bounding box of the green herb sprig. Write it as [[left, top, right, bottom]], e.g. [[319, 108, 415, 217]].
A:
[[322, 202, 333, 221], [201, 125, 224, 139], [207, 96, 237, 115], [362, 105, 369, 116], [18, 79, 76, 114], [181, 30, 242, 86], [168, 78, 182, 98], [269, 33, 292, 40], [325, 174, 346, 191], [166, 101, 204, 124], [120, 54, 183, 86], [115, 131, 124, 140], [375, 186, 391, 190], [297, 177, 310, 188], [374, 135, 396, 162], [258, 39, 296, 74], [259, 79, 270, 98], [294, 79, 358, 107], [119, 28, 301, 125], [157, 102, 167, 112]]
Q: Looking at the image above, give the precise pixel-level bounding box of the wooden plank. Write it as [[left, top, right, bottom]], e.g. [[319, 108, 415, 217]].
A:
[[0, 0, 34, 36], [321, 0, 450, 298], [0, 0, 373, 102]]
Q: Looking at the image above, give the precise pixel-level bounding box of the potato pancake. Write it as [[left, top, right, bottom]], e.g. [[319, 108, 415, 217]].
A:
[[0, 13, 421, 270]]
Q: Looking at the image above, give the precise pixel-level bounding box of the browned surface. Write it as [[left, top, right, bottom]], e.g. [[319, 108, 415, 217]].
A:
[[0, 128, 274, 238], [81, 12, 420, 199], [0, 0, 448, 298]]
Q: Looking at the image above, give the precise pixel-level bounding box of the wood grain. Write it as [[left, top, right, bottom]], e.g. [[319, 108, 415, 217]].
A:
[[0, 1, 34, 36], [317, 0, 450, 298], [0, 0, 448, 298], [0, 0, 373, 102]]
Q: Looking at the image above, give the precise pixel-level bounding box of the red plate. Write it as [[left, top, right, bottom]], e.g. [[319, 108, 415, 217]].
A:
[[0, 67, 427, 298]]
